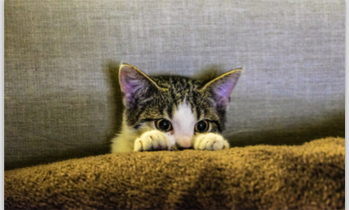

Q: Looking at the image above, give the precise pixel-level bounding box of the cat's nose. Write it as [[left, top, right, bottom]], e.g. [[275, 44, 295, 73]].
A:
[[176, 136, 192, 149]]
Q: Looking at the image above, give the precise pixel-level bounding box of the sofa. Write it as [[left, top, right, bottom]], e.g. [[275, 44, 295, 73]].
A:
[[5, 137, 345, 209], [5, 0, 345, 209]]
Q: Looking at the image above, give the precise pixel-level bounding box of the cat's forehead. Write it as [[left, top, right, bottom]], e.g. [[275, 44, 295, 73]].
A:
[[171, 100, 197, 130], [150, 75, 203, 90], [150, 75, 203, 105]]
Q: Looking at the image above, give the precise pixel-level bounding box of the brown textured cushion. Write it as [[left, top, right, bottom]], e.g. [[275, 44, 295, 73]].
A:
[[5, 137, 344, 209]]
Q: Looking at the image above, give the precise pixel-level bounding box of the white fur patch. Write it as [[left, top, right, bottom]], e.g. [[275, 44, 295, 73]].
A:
[[171, 101, 197, 148]]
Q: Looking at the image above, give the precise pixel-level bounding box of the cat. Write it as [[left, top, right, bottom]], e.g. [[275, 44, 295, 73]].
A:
[[111, 63, 242, 152]]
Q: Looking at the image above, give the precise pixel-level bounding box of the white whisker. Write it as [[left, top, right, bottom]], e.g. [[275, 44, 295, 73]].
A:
[[223, 129, 258, 138]]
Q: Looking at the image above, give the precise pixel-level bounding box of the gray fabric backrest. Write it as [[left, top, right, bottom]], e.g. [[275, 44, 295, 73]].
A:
[[5, 0, 345, 170]]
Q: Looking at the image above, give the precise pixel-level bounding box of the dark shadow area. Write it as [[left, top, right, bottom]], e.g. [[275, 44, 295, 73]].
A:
[[176, 165, 233, 209], [227, 112, 345, 147], [193, 64, 224, 83], [103, 60, 124, 146], [5, 144, 110, 170]]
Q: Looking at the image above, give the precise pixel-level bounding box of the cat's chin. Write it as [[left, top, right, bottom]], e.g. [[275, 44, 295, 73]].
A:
[[193, 133, 230, 151]]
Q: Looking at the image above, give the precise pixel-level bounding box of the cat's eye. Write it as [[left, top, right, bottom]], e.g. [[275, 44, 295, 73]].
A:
[[155, 119, 172, 132], [195, 120, 209, 133]]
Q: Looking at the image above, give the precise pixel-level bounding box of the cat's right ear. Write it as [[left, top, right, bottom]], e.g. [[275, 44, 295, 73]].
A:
[[200, 69, 242, 111], [119, 64, 160, 107]]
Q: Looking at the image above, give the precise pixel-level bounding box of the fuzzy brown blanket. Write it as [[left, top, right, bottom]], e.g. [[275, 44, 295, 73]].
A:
[[5, 137, 344, 209]]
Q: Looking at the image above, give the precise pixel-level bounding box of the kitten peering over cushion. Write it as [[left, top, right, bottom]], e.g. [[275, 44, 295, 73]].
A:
[[111, 64, 242, 152]]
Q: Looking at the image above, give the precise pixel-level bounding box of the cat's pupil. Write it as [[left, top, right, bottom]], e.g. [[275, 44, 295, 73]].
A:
[[156, 119, 172, 132], [196, 120, 208, 133]]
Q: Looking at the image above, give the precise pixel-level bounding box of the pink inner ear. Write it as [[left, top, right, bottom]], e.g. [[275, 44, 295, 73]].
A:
[[119, 66, 144, 95], [212, 84, 231, 110], [208, 70, 241, 110], [212, 73, 240, 99], [214, 82, 234, 99]]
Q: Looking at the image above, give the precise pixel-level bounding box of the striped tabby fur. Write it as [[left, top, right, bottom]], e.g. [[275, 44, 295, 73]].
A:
[[111, 64, 241, 152]]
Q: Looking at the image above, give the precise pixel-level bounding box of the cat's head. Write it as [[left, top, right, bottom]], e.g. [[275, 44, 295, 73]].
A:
[[119, 63, 241, 149]]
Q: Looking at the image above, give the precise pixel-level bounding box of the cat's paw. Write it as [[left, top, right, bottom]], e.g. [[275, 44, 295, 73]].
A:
[[194, 133, 230, 151], [134, 130, 172, 152]]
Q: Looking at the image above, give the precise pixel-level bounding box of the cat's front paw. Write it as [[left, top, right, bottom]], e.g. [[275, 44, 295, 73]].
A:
[[134, 130, 172, 152], [194, 133, 230, 151]]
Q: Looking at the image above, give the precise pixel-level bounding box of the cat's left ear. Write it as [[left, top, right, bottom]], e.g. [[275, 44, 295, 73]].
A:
[[119, 63, 163, 107], [201, 68, 242, 111]]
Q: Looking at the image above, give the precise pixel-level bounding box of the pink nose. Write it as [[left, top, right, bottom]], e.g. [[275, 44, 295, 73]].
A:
[[176, 136, 192, 148]]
